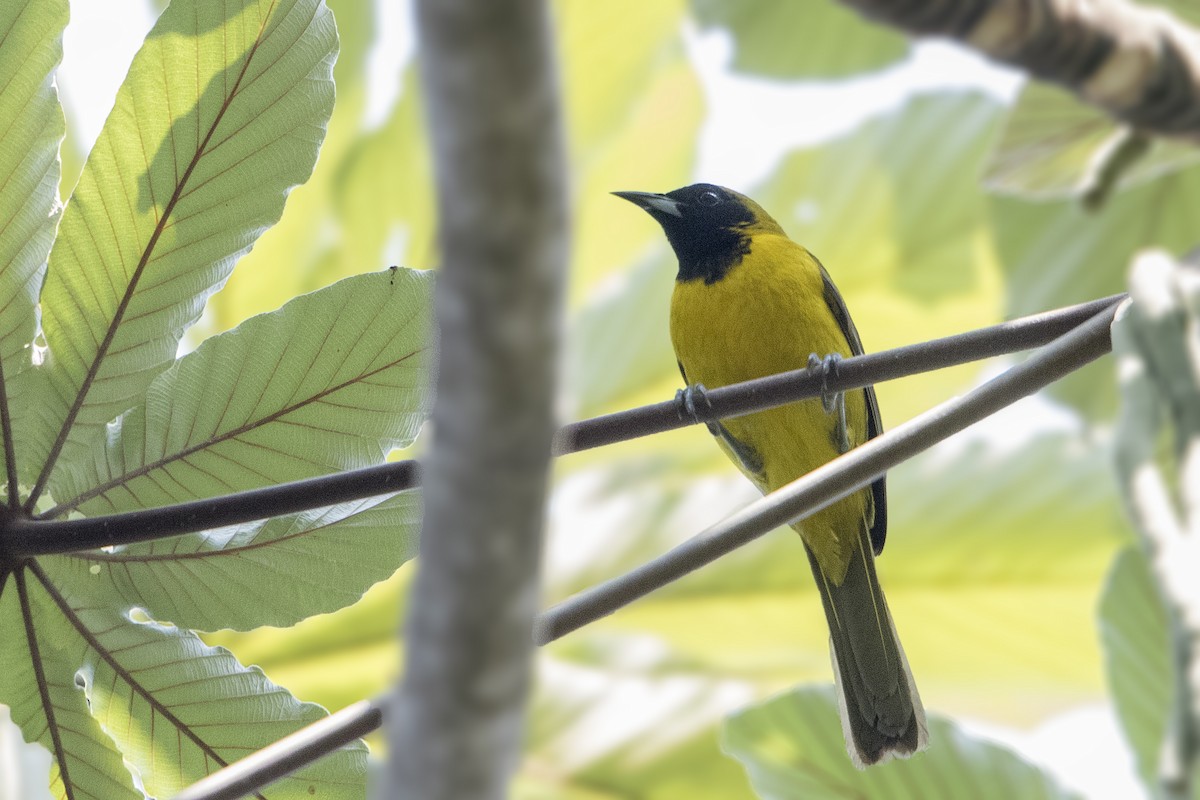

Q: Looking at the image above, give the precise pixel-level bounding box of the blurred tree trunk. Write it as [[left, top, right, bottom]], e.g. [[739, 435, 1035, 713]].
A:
[[386, 0, 568, 797]]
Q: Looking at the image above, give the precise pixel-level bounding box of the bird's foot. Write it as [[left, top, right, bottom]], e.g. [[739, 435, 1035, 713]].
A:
[[675, 383, 713, 424], [808, 353, 850, 454]]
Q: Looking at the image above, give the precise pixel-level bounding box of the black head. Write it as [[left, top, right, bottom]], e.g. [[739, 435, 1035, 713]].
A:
[[614, 184, 768, 284]]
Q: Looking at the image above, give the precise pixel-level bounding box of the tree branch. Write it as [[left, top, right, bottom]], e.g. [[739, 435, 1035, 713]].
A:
[[554, 292, 1124, 455], [171, 699, 383, 800], [535, 302, 1118, 644], [385, 0, 569, 796], [4, 295, 1122, 558], [1, 461, 421, 557], [841, 0, 1200, 138], [159, 300, 1120, 800]]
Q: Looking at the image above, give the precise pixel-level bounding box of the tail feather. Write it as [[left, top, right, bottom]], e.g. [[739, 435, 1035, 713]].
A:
[[805, 523, 927, 767]]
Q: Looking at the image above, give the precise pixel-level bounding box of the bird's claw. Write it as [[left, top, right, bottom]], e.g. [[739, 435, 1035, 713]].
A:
[[808, 353, 850, 454], [675, 383, 713, 424]]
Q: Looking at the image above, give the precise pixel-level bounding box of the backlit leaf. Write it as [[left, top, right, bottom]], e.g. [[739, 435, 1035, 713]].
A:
[[43, 490, 421, 632], [46, 268, 433, 518], [691, 0, 909, 79], [723, 686, 1080, 799], [984, 82, 1200, 200], [0, 572, 140, 800], [1098, 547, 1200, 797], [21, 0, 338, 487], [0, 0, 67, 499], [19, 564, 365, 798]]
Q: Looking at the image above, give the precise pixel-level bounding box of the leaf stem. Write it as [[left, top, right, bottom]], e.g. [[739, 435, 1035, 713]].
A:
[[15, 565, 78, 800]]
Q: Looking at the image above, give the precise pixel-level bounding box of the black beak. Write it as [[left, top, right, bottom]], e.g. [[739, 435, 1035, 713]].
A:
[[612, 190, 684, 218]]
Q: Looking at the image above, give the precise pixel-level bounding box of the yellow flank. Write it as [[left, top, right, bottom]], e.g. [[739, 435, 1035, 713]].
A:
[[670, 232, 870, 586]]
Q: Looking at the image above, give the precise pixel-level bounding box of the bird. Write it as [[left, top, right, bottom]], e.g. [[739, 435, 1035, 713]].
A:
[[615, 183, 927, 767]]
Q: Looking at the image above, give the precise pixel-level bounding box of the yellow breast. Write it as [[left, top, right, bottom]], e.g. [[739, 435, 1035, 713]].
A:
[[669, 234, 871, 584]]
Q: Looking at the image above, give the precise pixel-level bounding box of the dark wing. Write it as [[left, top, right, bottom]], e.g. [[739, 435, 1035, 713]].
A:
[[819, 264, 888, 556]]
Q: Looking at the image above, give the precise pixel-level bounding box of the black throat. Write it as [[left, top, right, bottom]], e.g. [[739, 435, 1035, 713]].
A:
[[664, 224, 751, 284]]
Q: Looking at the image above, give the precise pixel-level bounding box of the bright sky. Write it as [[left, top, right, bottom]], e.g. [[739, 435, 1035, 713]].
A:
[[50, 3, 1142, 799]]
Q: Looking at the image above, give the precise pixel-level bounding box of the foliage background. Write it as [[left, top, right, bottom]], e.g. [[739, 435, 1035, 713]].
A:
[[6, 0, 1190, 797]]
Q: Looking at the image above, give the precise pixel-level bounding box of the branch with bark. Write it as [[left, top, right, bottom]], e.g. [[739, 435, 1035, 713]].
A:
[[841, 0, 1200, 138]]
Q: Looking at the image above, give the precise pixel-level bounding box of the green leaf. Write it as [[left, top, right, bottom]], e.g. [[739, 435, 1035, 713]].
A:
[[42, 490, 421, 632], [0, 0, 67, 501], [565, 253, 678, 418], [332, 66, 437, 281], [47, 268, 433, 518], [516, 655, 757, 799], [16, 564, 365, 799], [0, 0, 65, 372], [201, 0, 378, 338], [0, 572, 141, 800], [1098, 546, 1200, 797], [548, 432, 1122, 720], [690, 0, 909, 79], [750, 91, 1008, 424], [984, 82, 1200, 200], [991, 163, 1200, 420], [21, 0, 338, 486], [560, 0, 689, 158], [722, 686, 1081, 799]]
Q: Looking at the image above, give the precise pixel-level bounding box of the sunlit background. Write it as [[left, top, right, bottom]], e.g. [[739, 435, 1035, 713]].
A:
[[4, 0, 1173, 797]]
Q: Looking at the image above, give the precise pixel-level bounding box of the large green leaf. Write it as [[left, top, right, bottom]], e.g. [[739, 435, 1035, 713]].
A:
[[984, 82, 1200, 200], [991, 163, 1200, 420], [690, 0, 909, 80], [564, 253, 678, 418], [3, 267, 432, 797], [46, 268, 432, 518], [0, 0, 64, 372], [332, 66, 437, 282], [201, 0, 377, 338], [738, 92, 1006, 423], [41, 490, 421, 632], [723, 687, 1080, 799], [0, 0, 67, 503], [15, 563, 365, 799], [1099, 547, 1200, 797], [0, 572, 141, 800], [19, 0, 337, 490], [547, 432, 1122, 721]]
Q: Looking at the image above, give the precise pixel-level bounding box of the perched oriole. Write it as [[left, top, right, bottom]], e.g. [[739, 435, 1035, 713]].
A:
[[616, 183, 927, 767]]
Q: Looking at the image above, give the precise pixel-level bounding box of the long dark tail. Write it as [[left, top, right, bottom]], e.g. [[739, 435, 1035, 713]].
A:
[[805, 523, 927, 767]]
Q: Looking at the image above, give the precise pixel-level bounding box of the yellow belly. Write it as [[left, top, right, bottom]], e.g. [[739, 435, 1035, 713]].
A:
[[669, 234, 870, 585]]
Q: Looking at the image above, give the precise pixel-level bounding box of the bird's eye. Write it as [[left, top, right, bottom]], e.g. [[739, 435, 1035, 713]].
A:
[[697, 190, 721, 206]]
